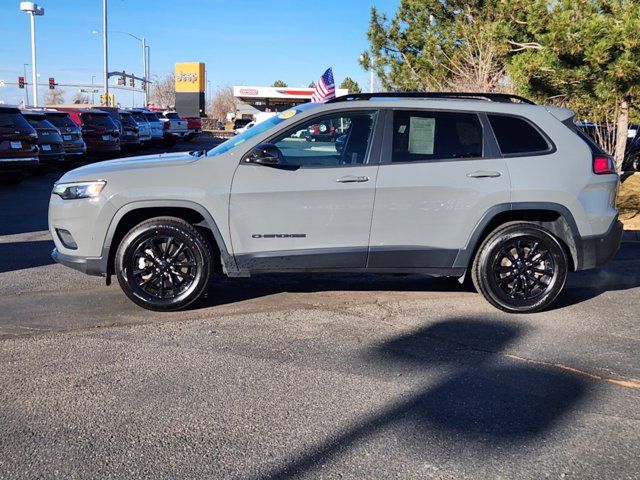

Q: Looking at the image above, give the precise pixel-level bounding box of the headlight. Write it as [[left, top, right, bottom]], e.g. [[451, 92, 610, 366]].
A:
[[52, 181, 106, 200]]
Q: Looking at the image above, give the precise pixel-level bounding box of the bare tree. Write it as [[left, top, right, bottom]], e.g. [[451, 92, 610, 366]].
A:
[[71, 92, 90, 104], [43, 89, 65, 105], [207, 86, 238, 122], [149, 73, 175, 109]]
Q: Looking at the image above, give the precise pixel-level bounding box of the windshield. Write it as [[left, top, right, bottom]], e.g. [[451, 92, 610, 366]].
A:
[[81, 113, 117, 129], [0, 111, 32, 130], [47, 114, 76, 129], [144, 113, 159, 122], [207, 103, 318, 157], [120, 114, 137, 128]]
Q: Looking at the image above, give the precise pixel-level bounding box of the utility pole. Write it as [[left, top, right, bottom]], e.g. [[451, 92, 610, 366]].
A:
[[20, 3, 45, 107], [23, 64, 29, 105], [142, 37, 147, 106], [102, 0, 109, 102]]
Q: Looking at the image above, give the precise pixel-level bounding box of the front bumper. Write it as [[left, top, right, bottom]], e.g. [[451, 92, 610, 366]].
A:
[[51, 248, 106, 277], [579, 219, 624, 270]]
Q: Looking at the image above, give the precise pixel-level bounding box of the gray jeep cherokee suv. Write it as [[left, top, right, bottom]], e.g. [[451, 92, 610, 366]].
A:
[[49, 92, 623, 313]]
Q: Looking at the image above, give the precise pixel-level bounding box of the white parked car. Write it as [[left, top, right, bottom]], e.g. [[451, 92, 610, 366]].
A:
[[234, 121, 256, 135]]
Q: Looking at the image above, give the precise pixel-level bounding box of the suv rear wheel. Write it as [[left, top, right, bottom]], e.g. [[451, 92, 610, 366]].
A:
[[471, 223, 568, 313], [115, 217, 213, 311]]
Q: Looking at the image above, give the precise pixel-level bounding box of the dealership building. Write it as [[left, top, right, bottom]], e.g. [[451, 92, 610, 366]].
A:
[[233, 86, 349, 117]]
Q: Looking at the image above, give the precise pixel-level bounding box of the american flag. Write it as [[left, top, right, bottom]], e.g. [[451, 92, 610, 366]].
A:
[[310, 68, 336, 103]]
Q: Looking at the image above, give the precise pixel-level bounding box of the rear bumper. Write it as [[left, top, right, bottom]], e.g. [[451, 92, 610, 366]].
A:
[[51, 248, 106, 277], [578, 219, 624, 270]]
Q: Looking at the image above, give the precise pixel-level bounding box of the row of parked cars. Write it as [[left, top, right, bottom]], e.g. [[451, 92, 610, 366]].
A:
[[0, 104, 202, 185]]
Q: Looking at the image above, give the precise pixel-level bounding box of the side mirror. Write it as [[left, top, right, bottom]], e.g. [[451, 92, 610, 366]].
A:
[[244, 143, 281, 166]]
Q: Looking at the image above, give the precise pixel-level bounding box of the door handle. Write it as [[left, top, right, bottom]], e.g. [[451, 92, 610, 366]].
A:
[[466, 170, 502, 178], [336, 175, 370, 183]]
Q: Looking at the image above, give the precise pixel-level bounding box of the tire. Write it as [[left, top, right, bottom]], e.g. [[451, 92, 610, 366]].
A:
[[471, 222, 568, 313], [115, 217, 213, 311]]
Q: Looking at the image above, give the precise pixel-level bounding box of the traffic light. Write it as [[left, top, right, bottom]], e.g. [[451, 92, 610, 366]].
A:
[[100, 93, 107, 105], [49, 77, 55, 89], [108, 94, 115, 107], [130, 75, 135, 87], [18, 76, 25, 89]]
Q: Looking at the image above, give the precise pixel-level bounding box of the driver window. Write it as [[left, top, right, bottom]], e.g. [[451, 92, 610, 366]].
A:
[[272, 111, 377, 167]]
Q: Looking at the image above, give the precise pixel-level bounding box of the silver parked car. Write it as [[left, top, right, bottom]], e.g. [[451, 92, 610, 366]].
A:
[[49, 92, 622, 313], [125, 109, 152, 145]]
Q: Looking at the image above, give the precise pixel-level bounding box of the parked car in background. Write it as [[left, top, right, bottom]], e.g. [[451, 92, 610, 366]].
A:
[[141, 110, 164, 143], [305, 121, 339, 142], [577, 121, 639, 172], [0, 106, 38, 185], [234, 121, 255, 135], [155, 111, 188, 145], [21, 110, 65, 170], [43, 110, 86, 161], [55, 108, 120, 158], [124, 109, 152, 145], [182, 116, 202, 141], [118, 112, 141, 151], [233, 118, 253, 130]]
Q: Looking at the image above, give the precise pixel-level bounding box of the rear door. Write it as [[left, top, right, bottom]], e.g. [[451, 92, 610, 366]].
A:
[[229, 109, 382, 271], [368, 108, 511, 270]]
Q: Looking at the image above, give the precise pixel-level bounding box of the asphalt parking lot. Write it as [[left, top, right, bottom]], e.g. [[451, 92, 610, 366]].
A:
[[0, 143, 639, 479]]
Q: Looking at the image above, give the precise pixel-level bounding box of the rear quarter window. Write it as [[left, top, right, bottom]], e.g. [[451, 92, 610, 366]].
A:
[[0, 111, 32, 130], [488, 114, 551, 155]]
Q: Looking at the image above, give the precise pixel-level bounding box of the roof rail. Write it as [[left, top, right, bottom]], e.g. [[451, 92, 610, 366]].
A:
[[326, 92, 536, 105]]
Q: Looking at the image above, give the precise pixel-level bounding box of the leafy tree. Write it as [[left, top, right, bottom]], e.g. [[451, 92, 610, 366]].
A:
[[361, 1, 510, 92], [504, 0, 640, 171], [339, 77, 362, 94], [272, 80, 288, 87]]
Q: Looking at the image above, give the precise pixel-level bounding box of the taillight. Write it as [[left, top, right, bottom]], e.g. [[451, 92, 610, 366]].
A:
[[164, 122, 169, 129], [593, 155, 616, 175]]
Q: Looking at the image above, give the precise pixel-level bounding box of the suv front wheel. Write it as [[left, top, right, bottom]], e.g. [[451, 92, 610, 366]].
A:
[[115, 217, 213, 311], [472, 223, 568, 313]]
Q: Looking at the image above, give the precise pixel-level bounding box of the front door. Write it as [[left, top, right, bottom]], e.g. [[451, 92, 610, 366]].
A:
[[230, 109, 381, 272]]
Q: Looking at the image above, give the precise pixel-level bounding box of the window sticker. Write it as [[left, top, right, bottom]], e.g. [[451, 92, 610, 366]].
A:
[[408, 117, 435, 154]]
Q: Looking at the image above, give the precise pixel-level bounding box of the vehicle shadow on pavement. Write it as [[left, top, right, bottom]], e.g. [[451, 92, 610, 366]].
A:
[[0, 239, 55, 273], [199, 274, 472, 308], [254, 318, 588, 480]]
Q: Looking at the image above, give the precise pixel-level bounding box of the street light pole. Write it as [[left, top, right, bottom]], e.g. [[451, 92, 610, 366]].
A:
[[142, 37, 147, 106], [23, 64, 30, 106], [20, 3, 44, 107], [102, 0, 109, 102]]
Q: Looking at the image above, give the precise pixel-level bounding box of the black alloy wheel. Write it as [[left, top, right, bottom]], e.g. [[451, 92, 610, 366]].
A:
[[115, 217, 213, 311], [472, 223, 568, 313]]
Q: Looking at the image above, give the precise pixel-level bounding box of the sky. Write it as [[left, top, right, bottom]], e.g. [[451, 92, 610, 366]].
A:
[[0, 0, 399, 107]]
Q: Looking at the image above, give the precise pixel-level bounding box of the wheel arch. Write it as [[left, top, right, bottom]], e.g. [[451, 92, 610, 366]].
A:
[[102, 200, 236, 279], [454, 203, 581, 272]]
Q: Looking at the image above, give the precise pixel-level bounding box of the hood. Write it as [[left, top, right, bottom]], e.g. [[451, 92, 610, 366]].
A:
[[61, 151, 201, 180]]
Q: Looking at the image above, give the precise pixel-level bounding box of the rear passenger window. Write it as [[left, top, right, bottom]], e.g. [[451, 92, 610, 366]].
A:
[[488, 115, 550, 155], [392, 111, 483, 162]]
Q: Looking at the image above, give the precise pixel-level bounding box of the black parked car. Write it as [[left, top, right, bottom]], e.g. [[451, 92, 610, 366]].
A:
[[22, 111, 65, 171], [0, 106, 39, 185], [43, 110, 86, 161], [119, 112, 141, 151]]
